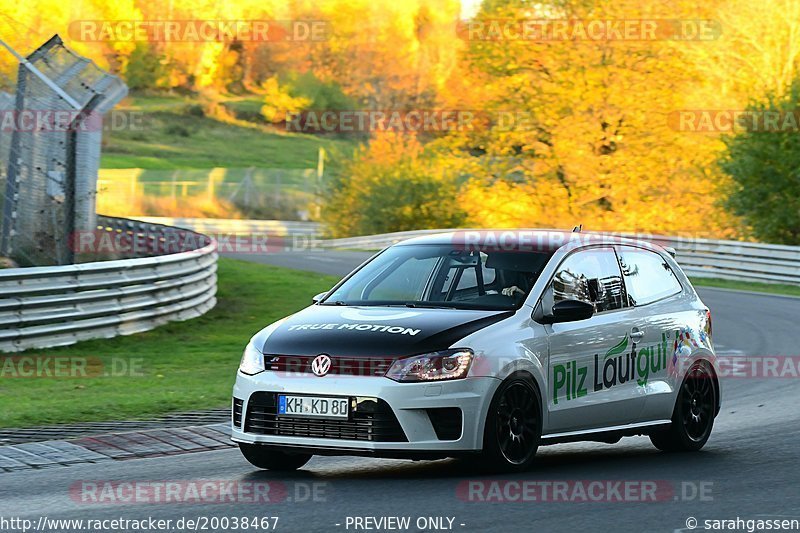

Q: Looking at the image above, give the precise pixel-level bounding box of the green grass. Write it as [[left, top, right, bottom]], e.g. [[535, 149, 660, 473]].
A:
[[690, 277, 800, 297], [220, 97, 269, 123], [102, 95, 356, 170], [0, 259, 338, 428]]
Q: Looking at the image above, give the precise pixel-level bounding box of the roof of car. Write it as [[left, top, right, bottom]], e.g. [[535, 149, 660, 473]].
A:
[[395, 229, 666, 255]]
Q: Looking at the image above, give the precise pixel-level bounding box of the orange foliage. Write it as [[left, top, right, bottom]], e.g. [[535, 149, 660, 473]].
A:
[[4, 0, 795, 238]]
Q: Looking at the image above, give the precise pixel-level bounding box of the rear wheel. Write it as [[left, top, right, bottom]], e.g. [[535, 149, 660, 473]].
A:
[[650, 361, 716, 452], [239, 443, 312, 471], [481, 374, 542, 472]]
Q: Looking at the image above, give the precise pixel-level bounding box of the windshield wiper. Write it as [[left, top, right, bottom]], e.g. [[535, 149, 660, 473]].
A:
[[400, 302, 458, 309]]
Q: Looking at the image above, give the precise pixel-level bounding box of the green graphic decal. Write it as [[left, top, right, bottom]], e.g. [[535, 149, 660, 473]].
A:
[[604, 334, 629, 360], [552, 332, 670, 404]]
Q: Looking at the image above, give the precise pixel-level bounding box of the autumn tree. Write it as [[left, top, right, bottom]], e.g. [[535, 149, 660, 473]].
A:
[[125, 43, 165, 91], [440, 0, 731, 236], [321, 133, 467, 237], [691, 0, 800, 109], [718, 82, 800, 244]]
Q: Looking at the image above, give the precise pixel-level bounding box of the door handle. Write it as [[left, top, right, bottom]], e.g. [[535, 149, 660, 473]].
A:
[[630, 327, 645, 342]]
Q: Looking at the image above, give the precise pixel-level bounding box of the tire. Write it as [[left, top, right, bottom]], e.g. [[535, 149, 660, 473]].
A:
[[480, 373, 542, 472], [239, 443, 312, 471], [650, 360, 716, 452]]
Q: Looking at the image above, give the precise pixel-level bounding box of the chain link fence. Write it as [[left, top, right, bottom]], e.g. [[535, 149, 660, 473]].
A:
[[0, 35, 127, 266]]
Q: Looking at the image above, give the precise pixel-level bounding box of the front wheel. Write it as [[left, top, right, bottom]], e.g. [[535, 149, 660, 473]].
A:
[[480, 374, 542, 472], [239, 443, 312, 471], [650, 361, 716, 452]]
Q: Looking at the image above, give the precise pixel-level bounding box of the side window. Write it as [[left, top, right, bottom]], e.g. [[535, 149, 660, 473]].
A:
[[617, 247, 682, 306], [552, 249, 626, 313]]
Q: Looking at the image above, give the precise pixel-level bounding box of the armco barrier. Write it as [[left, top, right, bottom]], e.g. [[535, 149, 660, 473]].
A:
[[0, 216, 217, 353], [666, 238, 800, 284], [133, 217, 320, 237]]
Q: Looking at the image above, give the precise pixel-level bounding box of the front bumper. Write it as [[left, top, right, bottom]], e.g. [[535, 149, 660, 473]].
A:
[[232, 371, 500, 454]]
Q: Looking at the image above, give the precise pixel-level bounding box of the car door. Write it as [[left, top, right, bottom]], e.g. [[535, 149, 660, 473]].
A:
[[544, 246, 647, 434], [616, 245, 687, 421]]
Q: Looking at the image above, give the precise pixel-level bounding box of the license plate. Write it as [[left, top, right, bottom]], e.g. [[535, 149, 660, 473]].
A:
[[278, 395, 349, 419]]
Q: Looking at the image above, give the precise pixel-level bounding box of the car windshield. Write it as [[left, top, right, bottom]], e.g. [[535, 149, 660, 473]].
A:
[[322, 244, 553, 310]]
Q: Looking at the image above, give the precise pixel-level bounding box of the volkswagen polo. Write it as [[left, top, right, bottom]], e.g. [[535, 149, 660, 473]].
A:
[[232, 230, 720, 472]]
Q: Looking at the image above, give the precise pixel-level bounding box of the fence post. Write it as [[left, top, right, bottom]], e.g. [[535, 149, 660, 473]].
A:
[[0, 60, 26, 257], [64, 94, 104, 264]]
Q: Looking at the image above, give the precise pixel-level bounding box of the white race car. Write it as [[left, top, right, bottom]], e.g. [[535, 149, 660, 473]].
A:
[[232, 231, 720, 472]]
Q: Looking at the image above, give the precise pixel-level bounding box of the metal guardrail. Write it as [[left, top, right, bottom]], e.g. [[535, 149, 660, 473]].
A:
[[662, 237, 800, 285], [319, 229, 800, 286], [0, 216, 217, 353], [133, 217, 320, 236]]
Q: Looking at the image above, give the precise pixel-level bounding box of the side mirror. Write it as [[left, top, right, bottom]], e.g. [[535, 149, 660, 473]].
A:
[[312, 292, 328, 304], [544, 299, 594, 324]]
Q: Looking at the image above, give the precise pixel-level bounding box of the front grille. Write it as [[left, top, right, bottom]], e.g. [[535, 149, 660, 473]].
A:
[[232, 398, 244, 428], [244, 392, 407, 442], [264, 355, 395, 377], [427, 408, 463, 440]]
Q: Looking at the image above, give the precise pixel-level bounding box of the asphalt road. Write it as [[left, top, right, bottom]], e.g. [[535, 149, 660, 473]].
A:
[[224, 249, 376, 278], [3, 251, 800, 533]]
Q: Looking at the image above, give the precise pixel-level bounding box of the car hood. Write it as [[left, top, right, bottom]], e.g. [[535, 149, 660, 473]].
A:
[[253, 305, 515, 357]]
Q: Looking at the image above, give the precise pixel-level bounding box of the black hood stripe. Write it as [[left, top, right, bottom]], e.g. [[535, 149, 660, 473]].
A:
[[254, 305, 515, 357]]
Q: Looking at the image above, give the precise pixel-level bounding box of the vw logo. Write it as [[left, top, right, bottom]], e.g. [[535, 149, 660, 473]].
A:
[[311, 354, 332, 377]]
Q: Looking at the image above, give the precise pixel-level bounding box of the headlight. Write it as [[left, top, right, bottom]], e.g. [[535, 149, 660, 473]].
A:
[[239, 341, 265, 375], [385, 349, 473, 382]]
